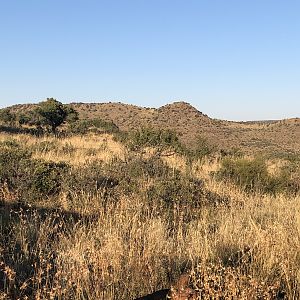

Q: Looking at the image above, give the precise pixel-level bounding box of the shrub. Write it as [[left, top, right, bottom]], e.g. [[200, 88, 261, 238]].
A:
[[116, 127, 184, 155], [0, 144, 69, 202], [186, 136, 216, 161], [216, 157, 297, 194], [0, 109, 16, 126], [64, 162, 119, 195], [106, 156, 228, 208], [0, 144, 32, 191], [25, 160, 69, 199]]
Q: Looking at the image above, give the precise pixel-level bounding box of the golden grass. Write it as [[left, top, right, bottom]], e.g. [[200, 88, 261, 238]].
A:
[[0, 132, 125, 165], [1, 133, 300, 299]]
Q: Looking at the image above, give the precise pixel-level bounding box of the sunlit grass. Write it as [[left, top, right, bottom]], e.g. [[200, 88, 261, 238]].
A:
[[0, 132, 299, 299]]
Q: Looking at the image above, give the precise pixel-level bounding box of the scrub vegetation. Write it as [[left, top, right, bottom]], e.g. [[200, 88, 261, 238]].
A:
[[0, 102, 299, 299]]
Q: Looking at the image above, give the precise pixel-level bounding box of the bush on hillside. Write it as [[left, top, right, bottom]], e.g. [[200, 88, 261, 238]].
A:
[[28, 160, 69, 199], [115, 127, 184, 155], [0, 144, 69, 202], [188, 136, 216, 161], [216, 157, 298, 194], [103, 156, 228, 208], [64, 162, 119, 195]]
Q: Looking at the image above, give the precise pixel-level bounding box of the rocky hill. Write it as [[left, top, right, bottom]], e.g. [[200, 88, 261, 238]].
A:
[[69, 101, 300, 153], [6, 101, 300, 153]]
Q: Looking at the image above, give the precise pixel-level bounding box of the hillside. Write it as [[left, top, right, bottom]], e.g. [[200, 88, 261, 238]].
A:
[[6, 101, 300, 153], [69, 101, 300, 153]]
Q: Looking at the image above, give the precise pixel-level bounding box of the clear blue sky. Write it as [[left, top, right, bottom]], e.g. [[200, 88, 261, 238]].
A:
[[0, 0, 299, 120]]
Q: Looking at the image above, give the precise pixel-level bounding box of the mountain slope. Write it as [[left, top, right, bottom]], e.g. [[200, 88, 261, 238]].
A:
[[5, 101, 300, 153]]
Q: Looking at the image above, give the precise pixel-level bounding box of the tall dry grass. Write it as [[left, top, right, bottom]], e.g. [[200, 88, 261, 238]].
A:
[[1, 133, 300, 299]]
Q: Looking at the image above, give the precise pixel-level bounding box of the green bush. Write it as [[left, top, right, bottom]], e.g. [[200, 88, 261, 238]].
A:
[[28, 160, 69, 199], [0, 144, 32, 193], [105, 156, 228, 208], [36, 98, 78, 133], [116, 127, 184, 154], [216, 157, 297, 194], [0, 144, 69, 202], [0, 108, 16, 126]]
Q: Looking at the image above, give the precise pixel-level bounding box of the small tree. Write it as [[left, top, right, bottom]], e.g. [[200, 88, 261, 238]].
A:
[[36, 98, 77, 133]]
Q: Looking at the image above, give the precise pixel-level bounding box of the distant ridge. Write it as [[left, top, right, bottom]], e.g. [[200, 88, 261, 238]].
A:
[[4, 101, 300, 153]]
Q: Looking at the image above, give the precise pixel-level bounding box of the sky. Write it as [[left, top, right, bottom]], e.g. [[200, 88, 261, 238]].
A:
[[0, 0, 299, 121]]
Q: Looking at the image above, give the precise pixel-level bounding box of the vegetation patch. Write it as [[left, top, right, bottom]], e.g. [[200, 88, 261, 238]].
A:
[[216, 156, 299, 194]]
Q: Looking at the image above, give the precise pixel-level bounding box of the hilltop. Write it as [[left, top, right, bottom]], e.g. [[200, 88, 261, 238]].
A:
[[5, 101, 300, 153], [62, 101, 300, 153]]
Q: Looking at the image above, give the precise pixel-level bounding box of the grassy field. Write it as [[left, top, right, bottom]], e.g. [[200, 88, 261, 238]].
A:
[[0, 131, 300, 299]]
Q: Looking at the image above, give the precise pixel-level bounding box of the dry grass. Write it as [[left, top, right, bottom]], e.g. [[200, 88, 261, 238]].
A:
[[0, 132, 125, 165], [1, 133, 300, 299]]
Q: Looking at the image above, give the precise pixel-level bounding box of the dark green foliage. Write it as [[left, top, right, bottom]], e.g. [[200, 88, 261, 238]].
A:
[[122, 156, 175, 179], [68, 118, 119, 134], [216, 157, 298, 194], [29, 160, 69, 198], [0, 144, 32, 193], [147, 175, 202, 206], [36, 98, 77, 133], [64, 106, 79, 124], [17, 109, 46, 129]]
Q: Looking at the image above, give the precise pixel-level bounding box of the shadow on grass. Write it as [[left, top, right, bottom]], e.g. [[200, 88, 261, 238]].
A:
[[0, 201, 98, 299], [0, 125, 44, 136]]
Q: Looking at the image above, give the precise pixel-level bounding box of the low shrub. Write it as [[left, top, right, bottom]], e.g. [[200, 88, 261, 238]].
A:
[[0, 145, 32, 192], [105, 156, 228, 209], [28, 160, 69, 199], [187, 136, 216, 161], [0, 144, 69, 202], [216, 157, 298, 194], [115, 127, 184, 155], [64, 162, 119, 196]]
